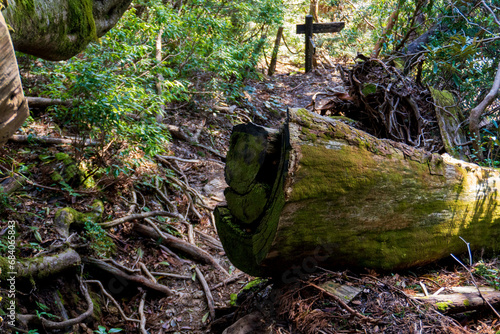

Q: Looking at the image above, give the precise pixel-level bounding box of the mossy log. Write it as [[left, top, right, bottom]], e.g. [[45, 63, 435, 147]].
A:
[[0, 12, 28, 144], [2, 0, 132, 60], [414, 286, 500, 314], [215, 108, 500, 277]]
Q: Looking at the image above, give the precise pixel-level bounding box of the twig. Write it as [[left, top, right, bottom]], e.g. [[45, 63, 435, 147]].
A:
[[195, 266, 216, 320], [151, 271, 191, 280], [84, 280, 141, 323], [139, 262, 157, 283], [100, 210, 184, 228], [139, 291, 148, 334], [211, 273, 245, 290], [195, 230, 224, 251], [156, 155, 224, 167]]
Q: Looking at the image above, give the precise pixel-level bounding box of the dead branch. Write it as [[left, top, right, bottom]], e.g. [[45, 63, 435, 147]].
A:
[[0, 175, 25, 194], [84, 280, 141, 323], [195, 230, 224, 252], [139, 262, 157, 283], [151, 271, 191, 280], [83, 257, 175, 296], [195, 266, 216, 320], [26, 97, 73, 108], [139, 291, 148, 334], [136, 220, 228, 275], [414, 286, 500, 315], [100, 210, 184, 228], [211, 273, 245, 290], [9, 134, 97, 146], [17, 276, 93, 329]]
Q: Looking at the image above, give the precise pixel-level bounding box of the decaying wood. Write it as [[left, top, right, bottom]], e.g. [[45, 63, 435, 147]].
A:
[[0, 12, 29, 144], [26, 97, 73, 108], [0, 175, 25, 194], [215, 108, 500, 277], [9, 134, 97, 146], [414, 286, 500, 314]]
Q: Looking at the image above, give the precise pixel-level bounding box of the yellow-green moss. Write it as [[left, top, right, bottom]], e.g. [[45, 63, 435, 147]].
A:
[[435, 301, 453, 311]]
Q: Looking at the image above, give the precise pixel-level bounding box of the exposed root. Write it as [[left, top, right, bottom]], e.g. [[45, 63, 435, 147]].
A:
[[17, 276, 93, 330]]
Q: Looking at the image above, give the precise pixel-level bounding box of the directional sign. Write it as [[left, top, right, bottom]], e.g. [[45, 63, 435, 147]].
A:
[[296, 22, 345, 34], [296, 15, 345, 73]]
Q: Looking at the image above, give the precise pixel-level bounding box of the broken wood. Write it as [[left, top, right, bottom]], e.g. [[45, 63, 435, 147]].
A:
[[26, 97, 73, 108], [414, 286, 500, 314], [215, 108, 500, 277], [9, 134, 97, 146]]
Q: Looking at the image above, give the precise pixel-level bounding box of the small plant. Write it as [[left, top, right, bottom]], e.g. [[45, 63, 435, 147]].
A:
[[83, 219, 115, 257], [473, 261, 500, 290], [94, 325, 123, 334], [35, 302, 57, 320]]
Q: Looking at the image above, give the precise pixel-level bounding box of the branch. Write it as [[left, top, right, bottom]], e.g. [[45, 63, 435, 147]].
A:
[[469, 60, 500, 161], [100, 210, 183, 228], [9, 134, 97, 146]]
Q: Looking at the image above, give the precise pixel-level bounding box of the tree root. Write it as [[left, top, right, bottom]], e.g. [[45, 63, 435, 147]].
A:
[[0, 248, 81, 280], [17, 276, 93, 329], [135, 221, 229, 276], [83, 257, 175, 296], [85, 279, 141, 323]]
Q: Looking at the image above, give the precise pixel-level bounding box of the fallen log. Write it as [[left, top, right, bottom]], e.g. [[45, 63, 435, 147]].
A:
[[414, 286, 500, 314], [215, 108, 500, 278]]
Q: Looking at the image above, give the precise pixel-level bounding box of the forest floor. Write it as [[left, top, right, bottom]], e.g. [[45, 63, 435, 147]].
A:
[[1, 57, 500, 334]]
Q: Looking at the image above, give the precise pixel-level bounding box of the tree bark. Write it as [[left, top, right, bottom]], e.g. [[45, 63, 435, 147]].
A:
[[2, 0, 132, 60], [0, 12, 29, 144], [215, 108, 500, 277]]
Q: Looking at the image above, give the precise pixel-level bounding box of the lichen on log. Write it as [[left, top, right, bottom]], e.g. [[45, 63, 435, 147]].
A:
[[216, 108, 500, 277]]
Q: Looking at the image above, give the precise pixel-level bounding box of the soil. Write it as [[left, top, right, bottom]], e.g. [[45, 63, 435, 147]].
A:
[[1, 58, 499, 334]]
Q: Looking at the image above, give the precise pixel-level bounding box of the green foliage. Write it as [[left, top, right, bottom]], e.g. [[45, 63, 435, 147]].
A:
[[25, 0, 284, 161], [94, 326, 123, 334], [83, 219, 115, 257], [474, 261, 500, 290]]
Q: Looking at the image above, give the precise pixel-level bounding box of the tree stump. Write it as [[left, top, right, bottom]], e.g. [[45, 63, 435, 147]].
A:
[[215, 108, 500, 278]]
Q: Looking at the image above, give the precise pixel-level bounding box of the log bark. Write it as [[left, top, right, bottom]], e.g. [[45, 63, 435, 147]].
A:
[[2, 0, 132, 60], [414, 286, 500, 314], [215, 108, 500, 277], [0, 12, 29, 144]]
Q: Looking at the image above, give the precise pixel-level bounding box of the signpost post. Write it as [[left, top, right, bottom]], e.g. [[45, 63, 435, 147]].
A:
[[296, 15, 345, 73]]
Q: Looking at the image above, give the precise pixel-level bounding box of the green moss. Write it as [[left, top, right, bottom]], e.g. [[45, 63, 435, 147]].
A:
[[463, 299, 470, 307], [435, 301, 453, 311], [4, 0, 97, 59]]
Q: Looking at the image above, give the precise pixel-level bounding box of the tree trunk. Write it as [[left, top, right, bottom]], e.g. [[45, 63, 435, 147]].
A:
[[0, 12, 29, 144], [215, 108, 500, 278], [2, 0, 132, 60]]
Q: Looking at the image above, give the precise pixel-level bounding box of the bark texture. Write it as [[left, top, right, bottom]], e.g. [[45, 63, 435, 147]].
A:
[[0, 11, 28, 144], [2, 0, 132, 60], [215, 108, 500, 277]]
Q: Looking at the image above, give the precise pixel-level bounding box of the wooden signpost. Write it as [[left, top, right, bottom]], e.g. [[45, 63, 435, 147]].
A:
[[296, 15, 345, 73]]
